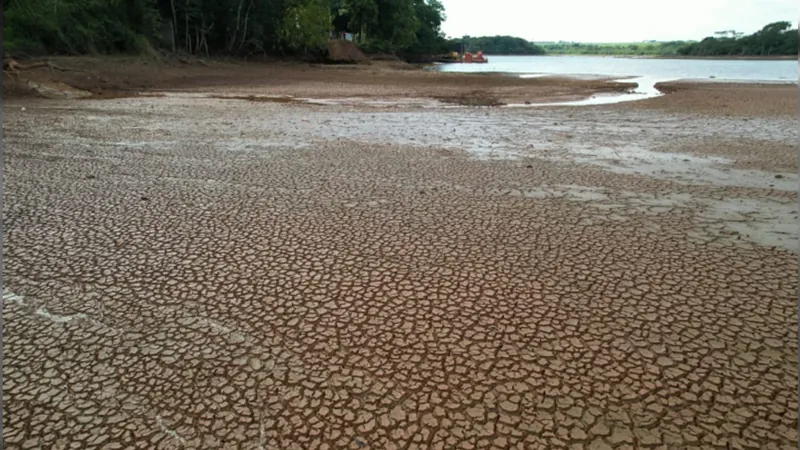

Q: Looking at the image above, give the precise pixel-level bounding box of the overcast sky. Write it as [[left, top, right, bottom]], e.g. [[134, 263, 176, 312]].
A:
[[439, 0, 798, 42]]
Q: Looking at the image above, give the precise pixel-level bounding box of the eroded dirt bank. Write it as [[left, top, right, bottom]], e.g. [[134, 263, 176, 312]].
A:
[[2, 68, 798, 450]]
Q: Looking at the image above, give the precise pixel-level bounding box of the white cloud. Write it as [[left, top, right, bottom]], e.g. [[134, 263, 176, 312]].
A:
[[440, 0, 798, 42]]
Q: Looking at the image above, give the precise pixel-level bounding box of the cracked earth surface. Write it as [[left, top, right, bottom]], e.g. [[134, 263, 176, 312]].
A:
[[3, 94, 798, 450]]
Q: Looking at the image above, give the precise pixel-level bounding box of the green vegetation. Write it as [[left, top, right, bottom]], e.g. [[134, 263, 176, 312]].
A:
[[540, 22, 798, 57], [539, 41, 689, 56], [677, 22, 798, 56], [3, 0, 162, 55], [2, 0, 448, 57], [447, 35, 545, 55], [4, 2, 795, 60]]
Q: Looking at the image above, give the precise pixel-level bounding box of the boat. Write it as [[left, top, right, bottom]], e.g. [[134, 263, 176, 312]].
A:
[[436, 50, 488, 64], [463, 51, 488, 63]]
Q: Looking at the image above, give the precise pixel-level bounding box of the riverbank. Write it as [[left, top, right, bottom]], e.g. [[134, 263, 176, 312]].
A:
[[650, 54, 798, 60], [542, 54, 798, 60], [630, 80, 799, 117], [7, 55, 798, 112], [1, 56, 634, 105]]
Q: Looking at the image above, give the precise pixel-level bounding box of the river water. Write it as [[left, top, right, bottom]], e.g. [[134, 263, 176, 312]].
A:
[[430, 55, 798, 105]]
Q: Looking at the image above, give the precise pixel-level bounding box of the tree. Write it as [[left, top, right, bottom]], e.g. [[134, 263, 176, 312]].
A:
[[3, 0, 447, 57], [372, 0, 419, 52], [343, 0, 378, 43], [4, 0, 161, 55], [407, 0, 446, 54], [678, 21, 797, 56], [280, 0, 331, 53], [448, 35, 545, 55]]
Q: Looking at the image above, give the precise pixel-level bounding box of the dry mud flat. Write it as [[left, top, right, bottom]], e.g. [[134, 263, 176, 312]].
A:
[[2, 82, 799, 450]]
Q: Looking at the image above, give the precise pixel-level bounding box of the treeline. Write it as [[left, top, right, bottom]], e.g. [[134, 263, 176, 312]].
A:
[[540, 41, 689, 56], [446, 36, 544, 55], [677, 21, 798, 56], [2, 0, 448, 57]]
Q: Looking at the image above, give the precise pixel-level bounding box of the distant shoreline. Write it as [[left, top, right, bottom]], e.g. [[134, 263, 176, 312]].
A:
[[648, 55, 797, 61], [495, 54, 797, 61]]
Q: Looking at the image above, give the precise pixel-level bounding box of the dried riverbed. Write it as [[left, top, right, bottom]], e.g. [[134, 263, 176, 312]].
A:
[[3, 84, 798, 449]]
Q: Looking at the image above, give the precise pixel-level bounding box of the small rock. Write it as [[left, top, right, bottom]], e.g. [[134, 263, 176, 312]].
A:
[[775, 174, 784, 179], [140, 196, 149, 201]]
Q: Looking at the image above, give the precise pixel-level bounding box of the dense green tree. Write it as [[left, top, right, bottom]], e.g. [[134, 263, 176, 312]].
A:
[[678, 21, 798, 56], [3, 0, 447, 57], [539, 41, 688, 56], [4, 0, 160, 54], [407, 0, 447, 54], [449, 35, 545, 55], [341, 0, 378, 41], [280, 0, 331, 53]]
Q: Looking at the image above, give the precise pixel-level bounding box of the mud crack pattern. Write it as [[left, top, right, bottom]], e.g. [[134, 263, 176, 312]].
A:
[[3, 97, 798, 450]]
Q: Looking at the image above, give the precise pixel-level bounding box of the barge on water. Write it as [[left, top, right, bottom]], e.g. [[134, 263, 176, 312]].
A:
[[437, 50, 488, 63]]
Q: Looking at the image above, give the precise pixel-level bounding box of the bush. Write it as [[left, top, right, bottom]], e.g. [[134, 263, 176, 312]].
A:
[[3, 0, 161, 55]]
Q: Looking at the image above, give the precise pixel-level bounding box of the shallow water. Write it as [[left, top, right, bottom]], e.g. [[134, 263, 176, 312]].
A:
[[433, 55, 797, 106], [431, 55, 798, 82]]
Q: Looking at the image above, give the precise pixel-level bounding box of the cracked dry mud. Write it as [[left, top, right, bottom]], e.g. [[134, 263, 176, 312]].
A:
[[3, 92, 798, 450]]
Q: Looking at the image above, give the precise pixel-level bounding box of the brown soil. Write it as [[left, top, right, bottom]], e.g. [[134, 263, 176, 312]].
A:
[[326, 39, 368, 63], [3, 89, 797, 450], [2, 56, 635, 105], [3, 55, 798, 450], [622, 81, 799, 117], [208, 94, 300, 104]]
